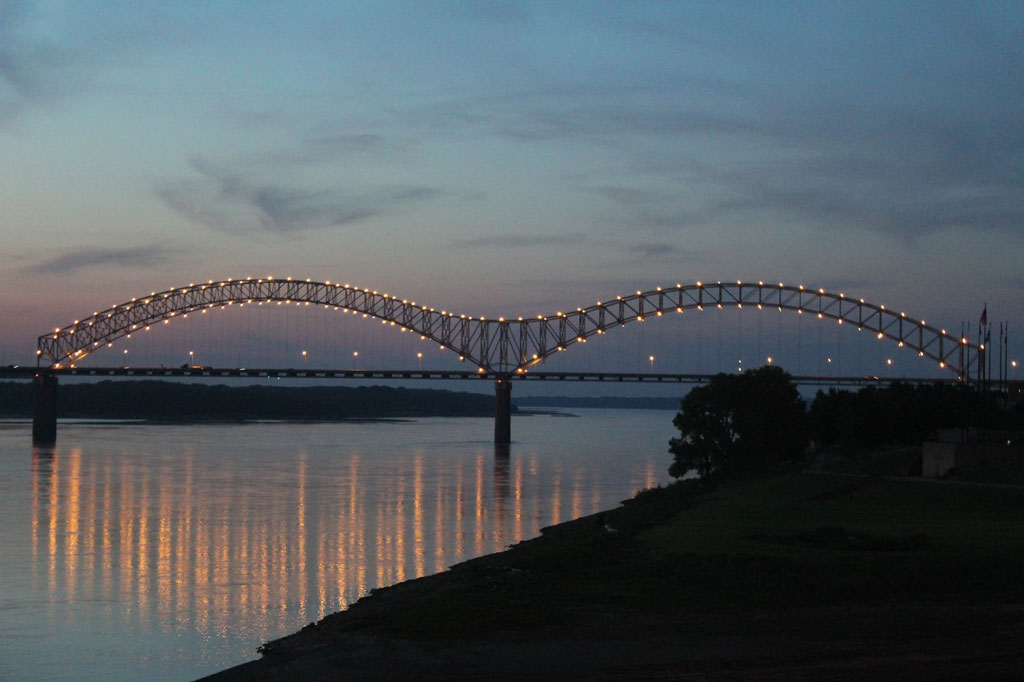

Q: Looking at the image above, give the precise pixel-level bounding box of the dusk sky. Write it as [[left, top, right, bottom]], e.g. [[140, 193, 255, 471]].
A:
[[2, 1, 1022, 373]]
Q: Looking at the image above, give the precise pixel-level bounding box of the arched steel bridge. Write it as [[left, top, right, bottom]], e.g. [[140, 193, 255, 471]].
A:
[[37, 277, 983, 379]]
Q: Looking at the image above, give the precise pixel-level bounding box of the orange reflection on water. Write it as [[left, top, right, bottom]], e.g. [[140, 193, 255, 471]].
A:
[[28, 433, 669, 648]]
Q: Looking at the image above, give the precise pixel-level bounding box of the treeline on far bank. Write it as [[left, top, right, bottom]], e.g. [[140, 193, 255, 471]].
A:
[[668, 367, 1023, 480], [809, 381, 1017, 456], [0, 380, 497, 421]]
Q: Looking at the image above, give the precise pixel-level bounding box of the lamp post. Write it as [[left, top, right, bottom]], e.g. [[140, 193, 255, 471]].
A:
[[302, 350, 307, 366], [649, 355, 655, 372], [123, 348, 129, 368], [189, 350, 194, 367], [417, 352, 423, 370], [352, 351, 358, 369]]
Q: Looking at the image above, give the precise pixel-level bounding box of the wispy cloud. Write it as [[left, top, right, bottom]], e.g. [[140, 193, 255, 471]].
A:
[[28, 246, 175, 274], [452, 232, 586, 248], [156, 157, 442, 234], [0, 2, 153, 124]]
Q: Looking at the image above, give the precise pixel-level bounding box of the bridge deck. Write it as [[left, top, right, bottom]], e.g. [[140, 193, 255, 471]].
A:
[[0, 365, 983, 387]]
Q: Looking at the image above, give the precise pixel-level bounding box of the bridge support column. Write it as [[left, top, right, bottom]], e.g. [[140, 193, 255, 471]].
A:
[[494, 377, 512, 444], [32, 373, 58, 445]]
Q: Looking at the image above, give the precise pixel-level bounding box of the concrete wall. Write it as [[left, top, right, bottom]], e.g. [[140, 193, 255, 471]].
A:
[[923, 440, 1023, 478]]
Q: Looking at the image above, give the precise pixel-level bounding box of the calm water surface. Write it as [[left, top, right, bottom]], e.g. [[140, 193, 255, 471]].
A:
[[0, 409, 674, 681]]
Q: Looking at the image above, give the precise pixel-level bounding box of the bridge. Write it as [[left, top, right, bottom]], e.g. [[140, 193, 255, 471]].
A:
[[30, 278, 993, 444]]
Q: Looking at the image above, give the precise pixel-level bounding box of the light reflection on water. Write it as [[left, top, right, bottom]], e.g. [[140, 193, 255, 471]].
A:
[[1, 410, 674, 681]]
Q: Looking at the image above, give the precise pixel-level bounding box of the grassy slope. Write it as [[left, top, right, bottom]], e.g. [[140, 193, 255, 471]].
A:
[[260, 472, 1024, 654]]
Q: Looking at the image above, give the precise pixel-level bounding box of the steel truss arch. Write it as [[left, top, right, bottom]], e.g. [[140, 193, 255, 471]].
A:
[[37, 279, 982, 379]]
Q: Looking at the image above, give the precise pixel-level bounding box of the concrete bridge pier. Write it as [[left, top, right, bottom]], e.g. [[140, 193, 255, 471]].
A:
[[494, 376, 512, 444], [33, 373, 58, 445]]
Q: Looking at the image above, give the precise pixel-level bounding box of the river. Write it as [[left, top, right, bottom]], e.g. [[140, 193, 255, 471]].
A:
[[0, 409, 675, 681]]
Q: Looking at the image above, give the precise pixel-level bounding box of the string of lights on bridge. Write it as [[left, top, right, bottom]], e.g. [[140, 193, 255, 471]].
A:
[[35, 276, 1011, 383]]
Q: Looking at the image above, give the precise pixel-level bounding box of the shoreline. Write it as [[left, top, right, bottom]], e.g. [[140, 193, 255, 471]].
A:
[[198, 474, 1024, 681]]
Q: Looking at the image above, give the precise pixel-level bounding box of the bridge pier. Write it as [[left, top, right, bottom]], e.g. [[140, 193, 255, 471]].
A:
[[494, 377, 512, 444], [32, 373, 58, 445]]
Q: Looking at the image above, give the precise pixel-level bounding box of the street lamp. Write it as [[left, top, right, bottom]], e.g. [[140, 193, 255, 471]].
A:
[[123, 348, 129, 368], [649, 355, 655, 372], [189, 350, 194, 367], [417, 351, 423, 370], [352, 351, 358, 369], [302, 350, 307, 366]]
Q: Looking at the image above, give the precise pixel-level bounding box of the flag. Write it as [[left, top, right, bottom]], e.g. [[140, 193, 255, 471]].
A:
[[980, 305, 987, 326]]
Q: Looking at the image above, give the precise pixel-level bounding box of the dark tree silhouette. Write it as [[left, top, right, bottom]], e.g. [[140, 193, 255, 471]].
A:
[[669, 366, 808, 479]]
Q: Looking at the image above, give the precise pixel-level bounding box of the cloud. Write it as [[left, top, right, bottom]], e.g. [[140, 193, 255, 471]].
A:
[[265, 133, 418, 166], [28, 246, 175, 275], [628, 243, 687, 259], [156, 157, 442, 234], [0, 1, 150, 124], [452, 232, 586, 248]]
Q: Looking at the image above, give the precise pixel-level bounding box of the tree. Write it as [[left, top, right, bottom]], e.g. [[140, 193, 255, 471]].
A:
[[669, 366, 809, 479]]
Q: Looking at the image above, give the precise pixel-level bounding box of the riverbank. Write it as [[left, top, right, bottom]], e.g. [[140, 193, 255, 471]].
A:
[[0, 380, 497, 420], [199, 472, 1024, 681]]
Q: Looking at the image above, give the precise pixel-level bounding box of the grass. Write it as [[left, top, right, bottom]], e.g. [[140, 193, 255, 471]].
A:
[[265, 471, 1024, 651]]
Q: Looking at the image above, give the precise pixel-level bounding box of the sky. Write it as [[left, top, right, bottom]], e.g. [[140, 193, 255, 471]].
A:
[[2, 1, 1022, 378]]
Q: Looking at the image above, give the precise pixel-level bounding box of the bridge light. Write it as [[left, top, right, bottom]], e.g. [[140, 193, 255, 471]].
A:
[[696, 281, 702, 287], [819, 288, 824, 294], [877, 332, 884, 339]]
